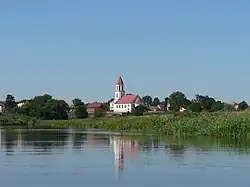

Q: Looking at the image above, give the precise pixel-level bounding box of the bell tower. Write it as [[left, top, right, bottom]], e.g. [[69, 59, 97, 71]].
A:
[[114, 76, 125, 103]]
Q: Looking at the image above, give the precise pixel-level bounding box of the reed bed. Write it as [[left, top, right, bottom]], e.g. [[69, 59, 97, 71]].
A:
[[46, 112, 250, 139]]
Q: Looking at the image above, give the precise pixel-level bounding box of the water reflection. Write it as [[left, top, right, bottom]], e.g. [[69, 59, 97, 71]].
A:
[[1, 128, 250, 176], [1, 128, 250, 186], [111, 136, 140, 178]]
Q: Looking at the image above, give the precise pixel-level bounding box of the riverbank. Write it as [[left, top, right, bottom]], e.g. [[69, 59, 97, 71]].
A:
[[45, 112, 250, 139]]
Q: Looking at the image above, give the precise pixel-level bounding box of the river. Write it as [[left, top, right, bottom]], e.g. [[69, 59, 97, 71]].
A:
[[0, 128, 249, 186]]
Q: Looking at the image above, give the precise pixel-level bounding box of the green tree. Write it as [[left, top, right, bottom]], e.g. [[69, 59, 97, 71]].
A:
[[55, 100, 70, 120], [72, 98, 88, 118], [211, 101, 224, 111], [152, 97, 160, 106], [195, 94, 215, 111], [73, 98, 83, 107], [15, 94, 69, 120], [168, 91, 189, 111], [133, 105, 146, 116], [238, 101, 248, 111], [142, 95, 153, 106], [5, 94, 16, 113], [189, 102, 202, 112]]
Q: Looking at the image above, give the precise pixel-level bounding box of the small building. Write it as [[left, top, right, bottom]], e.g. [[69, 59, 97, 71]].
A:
[[149, 105, 162, 111], [0, 101, 5, 113], [87, 102, 106, 118], [16, 99, 31, 108]]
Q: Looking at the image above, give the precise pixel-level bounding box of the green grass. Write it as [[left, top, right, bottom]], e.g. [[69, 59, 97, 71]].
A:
[[43, 112, 250, 139]]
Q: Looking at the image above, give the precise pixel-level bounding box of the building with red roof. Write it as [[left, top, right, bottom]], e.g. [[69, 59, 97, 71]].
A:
[[109, 76, 143, 113]]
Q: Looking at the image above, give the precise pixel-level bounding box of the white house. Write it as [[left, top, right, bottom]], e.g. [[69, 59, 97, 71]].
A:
[[0, 102, 5, 113], [109, 76, 142, 113]]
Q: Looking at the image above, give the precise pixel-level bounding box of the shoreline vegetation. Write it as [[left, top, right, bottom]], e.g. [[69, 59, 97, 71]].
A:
[[43, 112, 250, 139], [0, 114, 38, 127], [1, 92, 250, 139], [2, 111, 250, 139]]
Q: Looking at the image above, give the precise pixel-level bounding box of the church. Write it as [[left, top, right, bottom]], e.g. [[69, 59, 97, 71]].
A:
[[109, 76, 142, 113]]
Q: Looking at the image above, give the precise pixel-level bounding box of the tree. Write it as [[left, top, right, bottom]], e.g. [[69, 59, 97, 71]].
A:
[[73, 98, 83, 107], [133, 105, 147, 116], [211, 101, 224, 112], [195, 94, 215, 111], [189, 102, 202, 112], [74, 105, 88, 118], [168, 91, 189, 111], [238, 101, 248, 111], [55, 100, 70, 120], [152, 97, 160, 106], [15, 94, 69, 120], [142, 95, 153, 106], [5, 94, 16, 113], [72, 98, 88, 118]]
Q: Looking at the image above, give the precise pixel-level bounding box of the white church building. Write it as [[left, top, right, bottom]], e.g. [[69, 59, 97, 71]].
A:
[[109, 76, 142, 113]]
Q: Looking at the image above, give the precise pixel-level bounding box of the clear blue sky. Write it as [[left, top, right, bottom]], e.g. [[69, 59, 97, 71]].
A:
[[1, 0, 250, 104]]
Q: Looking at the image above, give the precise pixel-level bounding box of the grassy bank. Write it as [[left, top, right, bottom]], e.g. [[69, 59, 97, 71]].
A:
[[45, 112, 250, 139], [0, 114, 38, 127]]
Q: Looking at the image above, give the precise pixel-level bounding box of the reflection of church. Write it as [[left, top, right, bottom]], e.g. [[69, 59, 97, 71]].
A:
[[110, 135, 140, 177]]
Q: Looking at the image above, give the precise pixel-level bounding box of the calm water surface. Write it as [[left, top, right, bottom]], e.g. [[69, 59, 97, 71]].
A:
[[0, 128, 250, 186]]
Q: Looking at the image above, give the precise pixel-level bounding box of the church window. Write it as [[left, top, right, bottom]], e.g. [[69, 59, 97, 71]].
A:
[[124, 105, 126, 108], [116, 93, 118, 98]]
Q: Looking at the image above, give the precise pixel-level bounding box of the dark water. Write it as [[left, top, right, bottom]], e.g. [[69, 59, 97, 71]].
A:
[[0, 128, 250, 186]]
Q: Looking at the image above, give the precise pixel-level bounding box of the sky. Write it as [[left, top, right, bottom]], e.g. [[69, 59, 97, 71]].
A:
[[1, 0, 250, 104]]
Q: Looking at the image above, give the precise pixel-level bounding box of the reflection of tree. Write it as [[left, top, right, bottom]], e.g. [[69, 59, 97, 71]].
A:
[[4, 130, 17, 154], [139, 140, 153, 154], [21, 130, 69, 152], [167, 143, 185, 163], [72, 132, 86, 149]]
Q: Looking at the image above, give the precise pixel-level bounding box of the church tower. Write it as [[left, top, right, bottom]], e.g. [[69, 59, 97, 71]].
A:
[[114, 76, 125, 103]]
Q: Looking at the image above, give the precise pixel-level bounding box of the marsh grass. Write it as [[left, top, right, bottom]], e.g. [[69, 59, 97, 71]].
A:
[[42, 112, 250, 139]]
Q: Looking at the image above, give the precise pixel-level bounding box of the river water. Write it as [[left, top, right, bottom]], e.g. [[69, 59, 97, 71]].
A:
[[0, 128, 249, 186]]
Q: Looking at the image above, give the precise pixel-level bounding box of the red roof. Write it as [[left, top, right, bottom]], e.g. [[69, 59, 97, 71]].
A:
[[116, 76, 124, 85], [134, 97, 142, 104], [115, 94, 142, 104]]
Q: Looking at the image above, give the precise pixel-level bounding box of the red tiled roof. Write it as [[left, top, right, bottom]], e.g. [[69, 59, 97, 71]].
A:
[[115, 94, 142, 104], [116, 76, 124, 85], [134, 97, 142, 104]]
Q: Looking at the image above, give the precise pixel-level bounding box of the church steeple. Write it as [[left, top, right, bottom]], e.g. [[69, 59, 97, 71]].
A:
[[114, 76, 125, 102]]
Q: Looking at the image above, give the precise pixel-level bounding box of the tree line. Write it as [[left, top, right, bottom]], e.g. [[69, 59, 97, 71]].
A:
[[3, 94, 90, 120], [1, 91, 249, 120], [142, 91, 248, 112]]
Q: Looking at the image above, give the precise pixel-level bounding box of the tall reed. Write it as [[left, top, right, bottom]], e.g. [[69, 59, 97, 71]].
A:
[[47, 112, 250, 139]]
